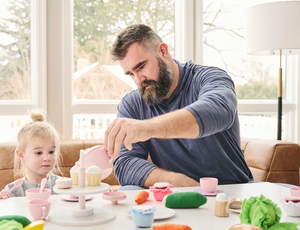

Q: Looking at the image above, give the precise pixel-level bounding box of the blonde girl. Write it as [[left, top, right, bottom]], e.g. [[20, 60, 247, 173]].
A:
[[0, 110, 63, 199]]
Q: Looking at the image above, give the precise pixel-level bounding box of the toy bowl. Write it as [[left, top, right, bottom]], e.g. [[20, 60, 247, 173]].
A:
[[84, 145, 113, 181], [290, 187, 300, 197], [281, 198, 300, 217], [26, 188, 51, 201]]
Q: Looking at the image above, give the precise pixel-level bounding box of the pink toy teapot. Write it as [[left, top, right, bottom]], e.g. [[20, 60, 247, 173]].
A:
[[84, 145, 113, 180]]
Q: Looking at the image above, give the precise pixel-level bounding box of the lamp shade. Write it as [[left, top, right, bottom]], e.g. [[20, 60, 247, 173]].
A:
[[246, 1, 300, 55]]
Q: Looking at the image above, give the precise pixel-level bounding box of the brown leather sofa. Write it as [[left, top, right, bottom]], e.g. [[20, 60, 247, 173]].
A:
[[1, 138, 300, 190]]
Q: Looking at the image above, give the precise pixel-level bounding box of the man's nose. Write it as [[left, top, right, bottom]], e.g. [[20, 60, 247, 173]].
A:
[[133, 73, 146, 86]]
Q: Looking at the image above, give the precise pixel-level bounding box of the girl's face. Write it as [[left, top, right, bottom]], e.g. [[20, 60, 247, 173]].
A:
[[17, 137, 57, 183]]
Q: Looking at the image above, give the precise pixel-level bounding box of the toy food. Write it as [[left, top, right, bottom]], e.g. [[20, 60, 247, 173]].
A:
[[150, 183, 172, 201], [229, 198, 243, 209], [228, 223, 262, 230], [55, 178, 73, 189], [23, 220, 45, 230], [70, 161, 80, 185], [135, 191, 149, 204], [0, 219, 23, 230], [163, 192, 207, 208], [0, 215, 31, 227], [131, 205, 156, 228], [152, 223, 192, 230], [86, 165, 102, 186], [240, 195, 300, 230]]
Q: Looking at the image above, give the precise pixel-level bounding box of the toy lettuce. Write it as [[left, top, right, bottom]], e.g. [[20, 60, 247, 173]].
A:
[[239, 195, 300, 230]]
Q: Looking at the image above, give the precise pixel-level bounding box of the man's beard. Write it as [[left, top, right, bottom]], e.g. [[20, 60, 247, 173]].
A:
[[138, 58, 173, 106]]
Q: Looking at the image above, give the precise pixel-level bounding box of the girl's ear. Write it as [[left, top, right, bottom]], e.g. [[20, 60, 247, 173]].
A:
[[16, 149, 24, 159]]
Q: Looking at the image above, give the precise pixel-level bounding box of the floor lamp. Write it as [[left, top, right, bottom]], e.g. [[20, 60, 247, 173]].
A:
[[246, 1, 300, 140]]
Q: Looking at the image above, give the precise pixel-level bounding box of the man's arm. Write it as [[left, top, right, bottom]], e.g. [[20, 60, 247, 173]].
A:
[[104, 109, 199, 158], [143, 168, 199, 188]]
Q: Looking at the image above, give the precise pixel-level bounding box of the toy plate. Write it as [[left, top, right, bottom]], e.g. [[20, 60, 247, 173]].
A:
[[61, 195, 93, 202]]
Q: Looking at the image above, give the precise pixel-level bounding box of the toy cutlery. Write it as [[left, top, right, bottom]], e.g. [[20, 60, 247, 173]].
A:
[[6, 179, 23, 195], [39, 178, 47, 193]]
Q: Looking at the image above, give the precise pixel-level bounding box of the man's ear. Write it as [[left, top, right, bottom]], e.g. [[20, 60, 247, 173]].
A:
[[157, 43, 169, 59], [16, 149, 24, 159]]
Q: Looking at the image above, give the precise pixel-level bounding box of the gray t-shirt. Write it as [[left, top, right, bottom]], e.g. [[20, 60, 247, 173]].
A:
[[2, 174, 63, 197]]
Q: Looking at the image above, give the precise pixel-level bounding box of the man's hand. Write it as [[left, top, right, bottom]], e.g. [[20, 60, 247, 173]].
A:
[[104, 109, 198, 158], [104, 118, 153, 158]]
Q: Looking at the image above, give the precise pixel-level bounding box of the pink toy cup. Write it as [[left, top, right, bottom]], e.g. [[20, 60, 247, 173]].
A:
[[28, 198, 51, 221], [291, 187, 300, 197], [26, 188, 51, 201], [200, 177, 218, 193]]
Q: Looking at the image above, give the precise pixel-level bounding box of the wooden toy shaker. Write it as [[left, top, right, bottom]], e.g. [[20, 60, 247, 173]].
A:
[[215, 193, 229, 217]]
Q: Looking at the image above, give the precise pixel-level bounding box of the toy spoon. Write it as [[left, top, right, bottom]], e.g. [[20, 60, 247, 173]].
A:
[[6, 179, 23, 194], [39, 178, 47, 193]]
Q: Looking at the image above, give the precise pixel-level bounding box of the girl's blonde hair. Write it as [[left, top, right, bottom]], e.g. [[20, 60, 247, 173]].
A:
[[14, 110, 62, 177]]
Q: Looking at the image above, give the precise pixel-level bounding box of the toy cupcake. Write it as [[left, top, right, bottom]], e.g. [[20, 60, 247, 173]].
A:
[[86, 165, 102, 186], [70, 161, 80, 185]]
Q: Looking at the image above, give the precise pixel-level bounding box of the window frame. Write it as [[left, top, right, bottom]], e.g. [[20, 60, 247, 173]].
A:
[[0, 0, 47, 115]]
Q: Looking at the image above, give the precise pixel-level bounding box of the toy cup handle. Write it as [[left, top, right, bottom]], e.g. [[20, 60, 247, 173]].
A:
[[41, 206, 47, 220]]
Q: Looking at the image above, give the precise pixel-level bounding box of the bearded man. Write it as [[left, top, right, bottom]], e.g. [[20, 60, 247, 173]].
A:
[[104, 24, 253, 189]]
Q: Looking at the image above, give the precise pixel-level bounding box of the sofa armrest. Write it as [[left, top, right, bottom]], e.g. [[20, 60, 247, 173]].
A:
[[241, 138, 300, 186]]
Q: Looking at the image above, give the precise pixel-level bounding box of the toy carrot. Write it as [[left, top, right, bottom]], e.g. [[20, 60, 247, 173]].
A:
[[135, 191, 149, 204], [152, 224, 192, 230]]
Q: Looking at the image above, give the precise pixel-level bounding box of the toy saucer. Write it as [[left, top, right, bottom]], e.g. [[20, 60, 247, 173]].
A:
[[61, 195, 93, 202], [193, 188, 224, 196], [102, 191, 127, 204]]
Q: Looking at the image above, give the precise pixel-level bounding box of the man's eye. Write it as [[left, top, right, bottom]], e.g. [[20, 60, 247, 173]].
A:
[[139, 65, 145, 70]]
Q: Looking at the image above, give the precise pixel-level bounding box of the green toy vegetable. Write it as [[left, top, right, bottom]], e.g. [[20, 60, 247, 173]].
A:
[[0, 215, 31, 227], [163, 192, 207, 208]]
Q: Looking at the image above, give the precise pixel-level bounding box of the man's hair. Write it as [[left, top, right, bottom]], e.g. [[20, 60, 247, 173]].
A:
[[111, 24, 163, 61]]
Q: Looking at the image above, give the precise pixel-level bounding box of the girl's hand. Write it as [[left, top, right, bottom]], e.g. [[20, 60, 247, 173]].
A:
[[0, 191, 10, 199]]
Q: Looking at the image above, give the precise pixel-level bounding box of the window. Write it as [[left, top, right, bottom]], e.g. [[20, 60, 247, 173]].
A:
[[71, 0, 175, 139], [2, 0, 299, 144], [0, 0, 46, 142], [202, 0, 299, 140]]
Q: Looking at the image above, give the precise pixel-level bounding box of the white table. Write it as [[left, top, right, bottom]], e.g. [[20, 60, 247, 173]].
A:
[[0, 182, 298, 229]]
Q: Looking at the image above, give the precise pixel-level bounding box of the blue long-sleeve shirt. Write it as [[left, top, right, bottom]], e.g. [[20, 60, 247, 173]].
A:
[[114, 60, 253, 186]]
